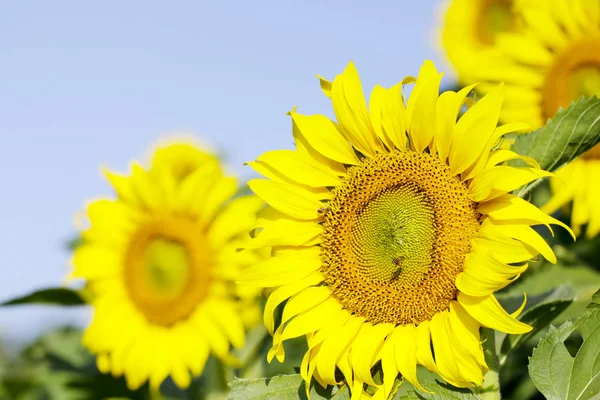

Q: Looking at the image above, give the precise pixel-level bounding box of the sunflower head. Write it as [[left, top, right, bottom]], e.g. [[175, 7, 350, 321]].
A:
[[442, 0, 524, 82], [454, 0, 600, 237], [71, 140, 264, 391], [240, 61, 571, 397]]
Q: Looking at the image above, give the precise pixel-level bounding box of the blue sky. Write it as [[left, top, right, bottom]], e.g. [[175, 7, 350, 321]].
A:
[[0, 0, 449, 346]]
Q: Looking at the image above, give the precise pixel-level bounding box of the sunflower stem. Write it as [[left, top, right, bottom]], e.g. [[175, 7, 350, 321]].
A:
[[480, 328, 501, 400]]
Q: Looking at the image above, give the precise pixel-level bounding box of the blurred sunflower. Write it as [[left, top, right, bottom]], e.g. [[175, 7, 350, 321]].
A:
[[454, 0, 600, 237], [71, 141, 264, 391], [239, 61, 572, 398], [442, 0, 523, 83]]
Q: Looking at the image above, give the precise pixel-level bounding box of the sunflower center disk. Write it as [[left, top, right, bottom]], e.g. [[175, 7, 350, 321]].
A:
[[124, 220, 212, 326], [543, 38, 600, 120], [477, 0, 515, 45], [322, 152, 480, 325]]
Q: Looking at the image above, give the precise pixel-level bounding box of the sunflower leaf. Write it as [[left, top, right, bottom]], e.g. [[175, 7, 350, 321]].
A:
[[497, 285, 575, 364], [226, 374, 350, 400], [393, 367, 482, 399], [1, 287, 86, 306], [528, 288, 600, 400], [511, 96, 600, 197]]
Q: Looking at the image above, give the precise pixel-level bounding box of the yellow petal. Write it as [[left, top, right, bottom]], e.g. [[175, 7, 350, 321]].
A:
[[457, 250, 528, 297], [485, 221, 556, 263], [478, 194, 574, 239], [415, 320, 438, 374], [351, 322, 394, 386], [317, 75, 333, 98], [469, 166, 552, 202], [282, 286, 332, 330], [281, 297, 343, 340], [485, 148, 540, 169], [435, 84, 476, 161], [316, 316, 364, 384], [204, 300, 246, 349], [208, 195, 264, 246], [472, 233, 538, 264], [382, 83, 408, 151], [257, 149, 342, 187], [247, 218, 322, 248], [192, 176, 238, 223], [448, 302, 486, 368], [369, 84, 395, 151], [292, 118, 348, 176], [449, 84, 503, 175], [394, 324, 423, 391], [458, 293, 532, 334], [290, 112, 360, 165], [430, 311, 474, 388], [378, 329, 400, 400], [237, 247, 321, 287], [263, 271, 324, 334], [406, 60, 442, 153], [332, 61, 378, 157], [248, 179, 324, 220]]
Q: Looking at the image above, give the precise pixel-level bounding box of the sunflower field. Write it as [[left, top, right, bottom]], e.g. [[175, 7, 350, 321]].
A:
[[2, 0, 600, 399]]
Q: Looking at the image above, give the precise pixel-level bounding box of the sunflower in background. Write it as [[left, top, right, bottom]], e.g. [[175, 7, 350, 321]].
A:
[[239, 61, 571, 398], [444, 0, 600, 237], [70, 140, 264, 391], [442, 0, 523, 83]]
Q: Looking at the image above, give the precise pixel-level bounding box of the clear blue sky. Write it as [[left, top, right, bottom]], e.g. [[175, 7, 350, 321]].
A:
[[0, 0, 449, 346]]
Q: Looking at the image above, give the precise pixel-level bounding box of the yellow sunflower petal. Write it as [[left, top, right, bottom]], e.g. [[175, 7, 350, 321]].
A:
[[290, 111, 360, 165], [248, 179, 324, 220], [457, 250, 528, 297], [263, 272, 324, 334], [435, 84, 476, 161], [256, 149, 342, 187], [237, 247, 321, 287], [317, 75, 333, 98], [350, 322, 394, 386], [415, 320, 438, 374], [208, 195, 264, 246], [469, 166, 552, 202], [406, 60, 442, 153], [458, 293, 532, 334], [478, 194, 574, 238], [332, 62, 378, 157], [316, 316, 364, 384], [449, 84, 503, 175], [394, 324, 423, 391], [382, 83, 408, 151], [281, 297, 344, 341], [247, 218, 322, 249]]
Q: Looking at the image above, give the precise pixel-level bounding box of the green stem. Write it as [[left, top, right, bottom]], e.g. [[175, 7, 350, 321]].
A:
[[480, 328, 501, 400]]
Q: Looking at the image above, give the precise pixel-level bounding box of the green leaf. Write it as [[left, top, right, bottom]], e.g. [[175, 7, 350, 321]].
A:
[[498, 285, 575, 363], [511, 96, 600, 197], [1, 288, 86, 307], [528, 289, 600, 400], [393, 368, 482, 399], [227, 374, 350, 400]]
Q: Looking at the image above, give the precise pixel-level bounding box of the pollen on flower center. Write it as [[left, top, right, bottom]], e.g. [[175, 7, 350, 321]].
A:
[[124, 219, 212, 326], [321, 151, 480, 325], [542, 38, 600, 120]]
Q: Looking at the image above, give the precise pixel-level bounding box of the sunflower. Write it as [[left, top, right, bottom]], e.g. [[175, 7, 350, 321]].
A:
[[71, 141, 264, 391], [238, 61, 572, 398], [442, 0, 524, 83], [456, 0, 600, 237]]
